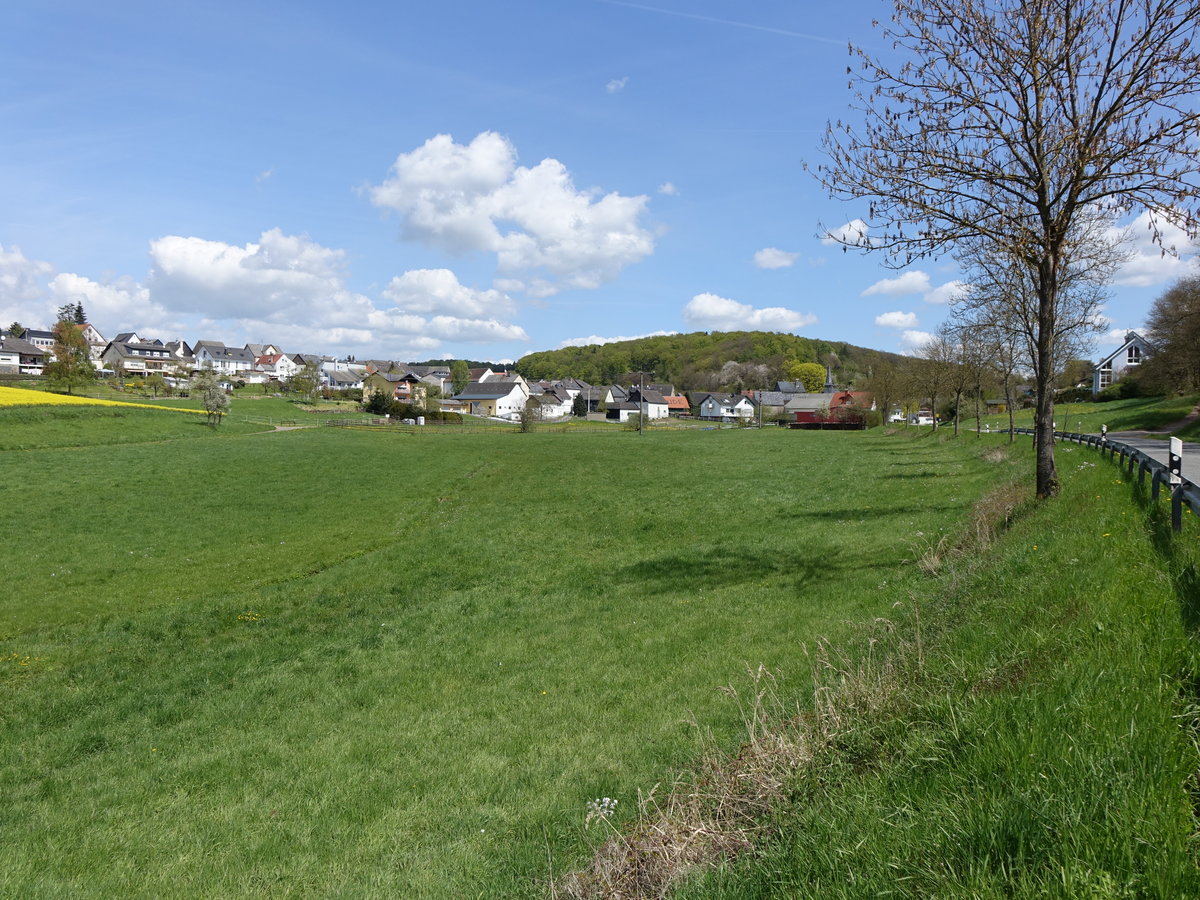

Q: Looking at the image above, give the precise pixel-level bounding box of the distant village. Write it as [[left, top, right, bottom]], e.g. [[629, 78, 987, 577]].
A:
[[0, 322, 893, 426], [0, 320, 1150, 426]]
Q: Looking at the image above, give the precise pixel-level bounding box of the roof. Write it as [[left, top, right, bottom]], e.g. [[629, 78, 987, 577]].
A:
[[106, 340, 171, 356], [829, 390, 873, 409], [629, 388, 667, 404], [784, 393, 832, 411], [664, 395, 691, 410], [0, 337, 44, 355], [1095, 330, 1155, 368], [455, 381, 526, 399], [753, 391, 790, 406]]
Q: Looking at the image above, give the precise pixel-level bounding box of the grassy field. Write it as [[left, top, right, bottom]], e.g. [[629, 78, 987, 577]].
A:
[[2, 408, 1197, 897], [1, 413, 1011, 897]]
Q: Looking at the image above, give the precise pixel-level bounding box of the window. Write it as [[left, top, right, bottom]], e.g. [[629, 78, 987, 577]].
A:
[[1127, 345, 1141, 364]]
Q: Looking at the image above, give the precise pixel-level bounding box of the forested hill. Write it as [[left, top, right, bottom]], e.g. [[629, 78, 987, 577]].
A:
[[514, 331, 906, 391]]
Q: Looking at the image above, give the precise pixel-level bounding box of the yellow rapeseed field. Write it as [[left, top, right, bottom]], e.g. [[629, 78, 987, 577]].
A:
[[0, 385, 205, 414]]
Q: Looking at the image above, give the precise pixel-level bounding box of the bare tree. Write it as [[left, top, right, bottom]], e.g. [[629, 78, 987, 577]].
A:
[[915, 330, 957, 429], [950, 314, 1000, 435], [816, 0, 1200, 497]]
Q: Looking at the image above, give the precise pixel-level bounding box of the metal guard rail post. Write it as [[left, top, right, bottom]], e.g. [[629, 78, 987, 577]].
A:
[[1011, 427, 1199, 534]]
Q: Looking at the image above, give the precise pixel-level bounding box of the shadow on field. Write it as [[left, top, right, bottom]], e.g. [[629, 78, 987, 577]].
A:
[[779, 502, 958, 522], [614, 546, 888, 595]]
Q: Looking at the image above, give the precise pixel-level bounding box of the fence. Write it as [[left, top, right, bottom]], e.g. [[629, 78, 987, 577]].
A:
[[1013, 428, 1200, 532]]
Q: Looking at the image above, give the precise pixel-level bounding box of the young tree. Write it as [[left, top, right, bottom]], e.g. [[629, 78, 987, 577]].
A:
[[193, 370, 230, 426], [914, 331, 956, 430], [7, 322, 23, 337], [817, 0, 1200, 497], [287, 361, 322, 401], [863, 358, 906, 428], [43, 319, 96, 395], [783, 359, 827, 392], [571, 392, 588, 417], [145, 373, 167, 398], [450, 359, 470, 395]]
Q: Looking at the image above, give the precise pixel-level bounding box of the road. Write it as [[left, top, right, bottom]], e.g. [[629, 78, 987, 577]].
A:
[[1097, 432, 1200, 487]]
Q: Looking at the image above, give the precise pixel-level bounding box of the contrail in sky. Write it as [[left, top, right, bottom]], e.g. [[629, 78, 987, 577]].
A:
[[597, 0, 846, 45]]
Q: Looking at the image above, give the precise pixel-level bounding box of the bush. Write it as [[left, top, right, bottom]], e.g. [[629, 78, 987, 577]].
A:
[[363, 392, 392, 415], [1095, 377, 1144, 402], [1056, 386, 1092, 403]]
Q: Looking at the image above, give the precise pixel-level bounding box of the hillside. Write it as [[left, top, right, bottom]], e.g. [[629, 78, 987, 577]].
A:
[[514, 331, 908, 390]]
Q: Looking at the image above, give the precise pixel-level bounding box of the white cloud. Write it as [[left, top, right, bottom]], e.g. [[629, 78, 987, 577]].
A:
[[875, 310, 919, 329], [368, 132, 654, 296], [1109, 211, 1197, 287], [256, 168, 274, 184], [0, 244, 55, 326], [899, 329, 934, 353], [657, 182, 678, 196], [821, 218, 872, 247], [683, 292, 816, 332], [382, 269, 515, 319], [148, 228, 528, 353], [606, 76, 629, 94], [49, 273, 180, 334], [861, 271, 931, 296], [1099, 327, 1133, 345], [923, 279, 969, 305], [149, 229, 347, 321], [559, 330, 678, 348], [753, 247, 799, 269]]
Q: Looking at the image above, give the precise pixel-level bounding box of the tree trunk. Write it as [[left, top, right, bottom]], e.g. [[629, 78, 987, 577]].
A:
[[974, 387, 982, 435], [953, 389, 962, 436], [1034, 263, 1060, 498], [1005, 377, 1015, 444]]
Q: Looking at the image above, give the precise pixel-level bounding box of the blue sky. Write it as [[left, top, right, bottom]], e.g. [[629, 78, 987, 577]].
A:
[[1, 0, 1193, 364]]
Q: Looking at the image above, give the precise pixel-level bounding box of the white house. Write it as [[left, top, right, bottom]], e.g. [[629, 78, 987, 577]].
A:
[[1093, 331, 1154, 394], [697, 392, 756, 421], [194, 341, 256, 376], [454, 380, 530, 419]]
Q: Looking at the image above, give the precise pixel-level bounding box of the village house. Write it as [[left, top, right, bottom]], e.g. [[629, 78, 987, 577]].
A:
[[1093, 331, 1154, 394], [695, 392, 756, 421], [453, 380, 530, 419], [101, 337, 174, 378], [194, 341, 256, 376], [362, 371, 427, 406], [19, 328, 55, 351], [0, 337, 46, 375]]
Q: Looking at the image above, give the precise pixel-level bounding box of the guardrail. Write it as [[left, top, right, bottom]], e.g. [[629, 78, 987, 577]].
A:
[[1013, 428, 1200, 532]]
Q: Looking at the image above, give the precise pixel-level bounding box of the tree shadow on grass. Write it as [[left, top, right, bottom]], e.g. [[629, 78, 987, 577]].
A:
[[612, 545, 892, 596], [779, 503, 958, 522]]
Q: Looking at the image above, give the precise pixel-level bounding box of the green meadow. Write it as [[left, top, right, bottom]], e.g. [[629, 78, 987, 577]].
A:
[[2, 409, 1198, 897]]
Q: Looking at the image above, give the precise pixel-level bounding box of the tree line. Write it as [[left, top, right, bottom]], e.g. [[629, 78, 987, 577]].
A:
[[515, 330, 905, 392]]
